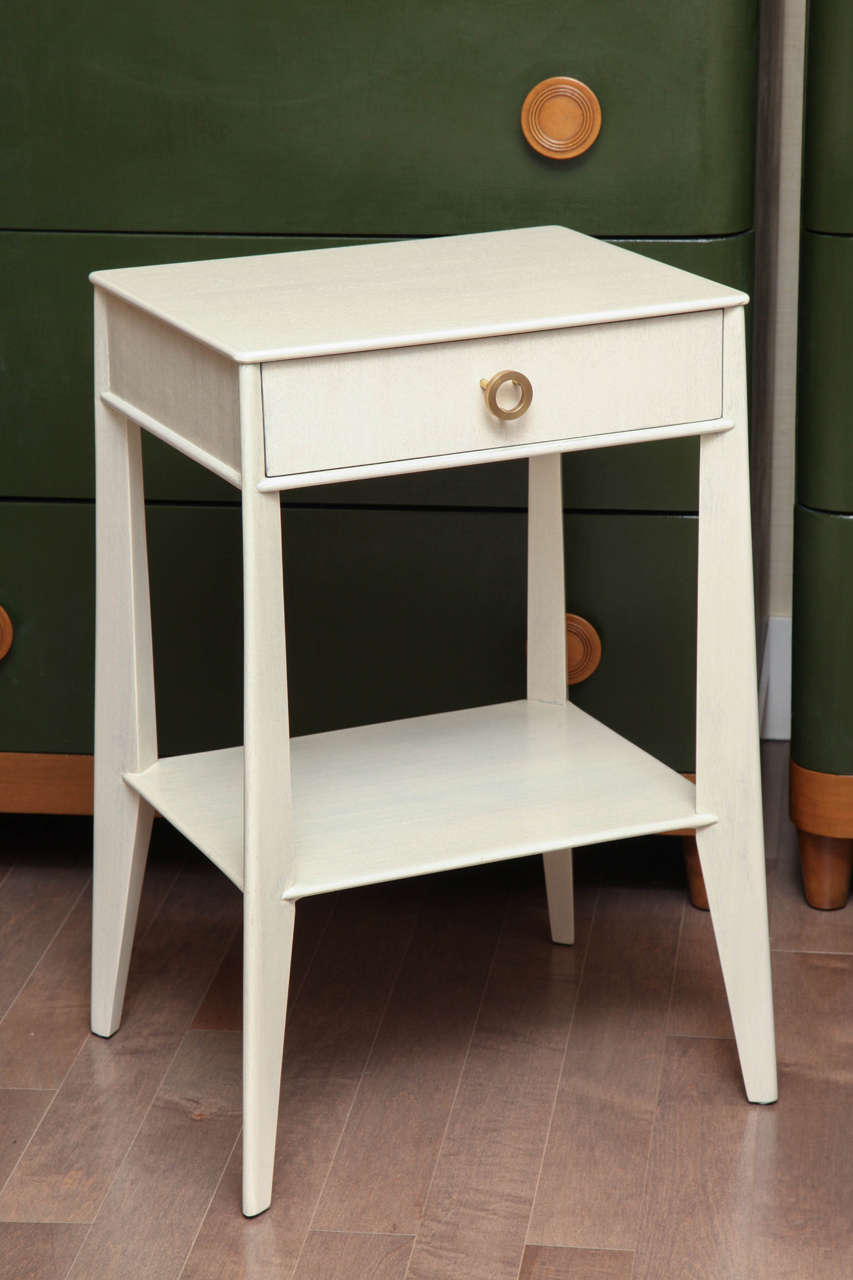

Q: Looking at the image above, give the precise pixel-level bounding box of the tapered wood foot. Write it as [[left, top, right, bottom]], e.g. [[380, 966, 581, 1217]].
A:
[[798, 832, 853, 910], [681, 835, 709, 911]]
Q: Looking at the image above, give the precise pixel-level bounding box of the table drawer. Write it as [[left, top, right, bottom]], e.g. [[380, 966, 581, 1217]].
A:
[[262, 310, 722, 479]]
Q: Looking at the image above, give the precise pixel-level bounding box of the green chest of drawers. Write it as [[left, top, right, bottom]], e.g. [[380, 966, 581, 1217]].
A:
[[790, 0, 853, 906], [1, 0, 758, 809]]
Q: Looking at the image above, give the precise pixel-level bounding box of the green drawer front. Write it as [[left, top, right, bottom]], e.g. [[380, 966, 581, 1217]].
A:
[[802, 0, 853, 232], [0, 504, 95, 755], [3, 1, 756, 237], [4, 231, 750, 514], [796, 233, 853, 512], [0, 232, 360, 505], [791, 505, 853, 773], [0, 503, 696, 771]]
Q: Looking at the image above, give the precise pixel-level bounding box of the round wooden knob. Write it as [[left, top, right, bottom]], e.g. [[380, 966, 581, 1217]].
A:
[[479, 370, 533, 421], [0, 606, 13, 662], [521, 77, 602, 160], [565, 613, 601, 685]]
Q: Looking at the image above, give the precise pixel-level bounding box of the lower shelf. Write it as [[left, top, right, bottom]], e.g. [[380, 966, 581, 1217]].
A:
[[124, 700, 717, 898]]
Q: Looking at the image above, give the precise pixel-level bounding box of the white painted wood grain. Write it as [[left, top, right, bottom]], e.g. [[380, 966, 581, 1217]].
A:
[[261, 312, 721, 478], [238, 364, 297, 1216], [124, 701, 718, 903], [527, 454, 575, 945], [91, 288, 158, 1039], [527, 455, 568, 707], [695, 305, 777, 1105], [89, 226, 747, 363], [255, 415, 734, 492], [105, 294, 241, 475], [100, 391, 241, 489], [91, 228, 774, 1223]]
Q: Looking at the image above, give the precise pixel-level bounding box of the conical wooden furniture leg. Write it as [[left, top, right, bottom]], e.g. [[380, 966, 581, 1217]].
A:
[[798, 832, 853, 910]]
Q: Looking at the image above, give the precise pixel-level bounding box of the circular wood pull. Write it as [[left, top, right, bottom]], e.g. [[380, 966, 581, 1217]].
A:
[[479, 370, 533, 420], [521, 77, 602, 159], [0, 606, 13, 662], [565, 613, 601, 685]]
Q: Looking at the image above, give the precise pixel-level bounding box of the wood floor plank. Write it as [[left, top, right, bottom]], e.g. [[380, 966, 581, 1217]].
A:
[[733, 939, 853, 1277], [528, 887, 683, 1252], [771, 949, 853, 1080], [0, 1089, 53, 1190], [5, 746, 852, 1279], [312, 867, 509, 1234], [191, 893, 335, 1032], [275, 881, 423, 1083], [667, 899, 732, 1040], [66, 1030, 242, 1280], [181, 882, 422, 1278], [632, 1036, 765, 1280], [404, 877, 594, 1280], [181, 1079, 357, 1280], [0, 857, 89, 1021], [292, 1231, 413, 1279], [0, 1222, 88, 1280], [519, 1245, 634, 1279], [0, 862, 240, 1224], [0, 859, 180, 1091], [768, 813, 853, 955], [749, 1068, 853, 1279]]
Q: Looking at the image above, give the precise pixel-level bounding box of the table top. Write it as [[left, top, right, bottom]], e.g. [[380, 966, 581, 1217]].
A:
[[90, 225, 747, 364]]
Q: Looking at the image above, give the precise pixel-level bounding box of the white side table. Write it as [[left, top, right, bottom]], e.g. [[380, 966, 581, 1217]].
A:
[[90, 226, 777, 1216]]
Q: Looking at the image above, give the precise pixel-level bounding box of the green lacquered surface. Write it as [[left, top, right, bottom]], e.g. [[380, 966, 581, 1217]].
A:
[[796, 232, 853, 512], [564, 511, 697, 770], [2, 1, 756, 237], [0, 503, 96, 755], [4, 230, 751, 512], [791, 505, 853, 772], [0, 503, 696, 770], [803, 0, 853, 232], [0, 232, 366, 503]]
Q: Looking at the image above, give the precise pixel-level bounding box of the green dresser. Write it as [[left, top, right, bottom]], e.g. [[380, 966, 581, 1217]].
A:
[[790, 0, 853, 906], [1, 1, 759, 809]]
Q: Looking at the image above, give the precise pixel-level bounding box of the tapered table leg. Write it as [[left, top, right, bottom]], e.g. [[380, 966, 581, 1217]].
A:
[[694, 306, 777, 1104], [798, 832, 853, 910], [91, 291, 157, 1038]]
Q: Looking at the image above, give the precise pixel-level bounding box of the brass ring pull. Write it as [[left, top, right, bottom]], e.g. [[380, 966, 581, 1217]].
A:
[[479, 370, 533, 421]]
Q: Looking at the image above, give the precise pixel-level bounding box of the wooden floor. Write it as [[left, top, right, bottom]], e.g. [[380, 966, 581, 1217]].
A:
[[1, 742, 852, 1279]]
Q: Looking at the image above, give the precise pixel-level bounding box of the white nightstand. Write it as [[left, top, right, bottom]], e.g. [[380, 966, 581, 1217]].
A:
[[90, 226, 777, 1217]]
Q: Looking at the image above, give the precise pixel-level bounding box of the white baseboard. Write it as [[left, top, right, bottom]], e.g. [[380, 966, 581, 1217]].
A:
[[760, 615, 792, 740]]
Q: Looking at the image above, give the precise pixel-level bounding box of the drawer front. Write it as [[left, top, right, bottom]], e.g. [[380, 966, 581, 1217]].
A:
[[803, 0, 853, 233], [262, 312, 722, 481], [1, 502, 696, 771], [792, 505, 853, 773], [5, 231, 746, 510], [796, 232, 853, 512], [2, 0, 757, 237], [559, 231, 754, 513]]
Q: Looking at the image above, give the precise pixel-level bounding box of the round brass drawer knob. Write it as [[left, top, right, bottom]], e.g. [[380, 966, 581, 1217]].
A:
[[521, 77, 602, 160], [0, 606, 13, 662], [565, 613, 601, 685], [480, 370, 533, 421]]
